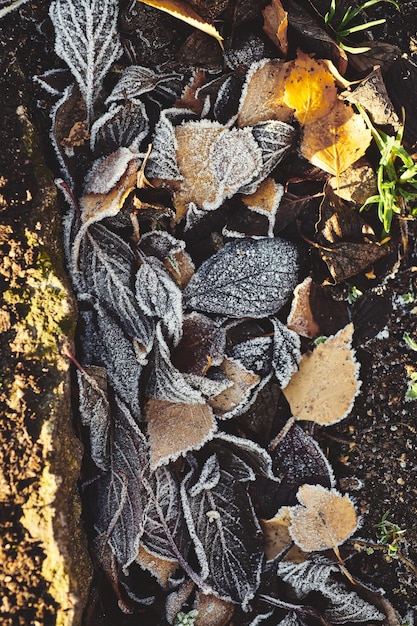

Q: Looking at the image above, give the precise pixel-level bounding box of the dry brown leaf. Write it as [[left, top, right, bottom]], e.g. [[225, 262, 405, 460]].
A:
[[241, 178, 284, 237], [208, 357, 260, 418], [328, 160, 377, 205], [137, 544, 179, 587], [60, 119, 89, 154], [175, 68, 208, 115], [283, 50, 338, 125], [262, 0, 288, 56], [145, 398, 216, 469], [282, 323, 361, 425], [164, 248, 195, 288], [260, 506, 309, 563], [300, 99, 372, 176], [137, 0, 224, 48], [287, 276, 320, 339], [194, 592, 235, 626], [237, 59, 293, 127], [318, 241, 388, 283], [288, 484, 358, 552]]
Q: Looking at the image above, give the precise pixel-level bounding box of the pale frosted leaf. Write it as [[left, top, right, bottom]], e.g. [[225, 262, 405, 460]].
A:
[[34, 68, 71, 97], [208, 357, 260, 419], [136, 256, 183, 345], [78, 224, 155, 361], [239, 121, 297, 195], [183, 372, 233, 399], [146, 110, 183, 181], [106, 65, 178, 105], [286, 276, 320, 339], [77, 366, 110, 470], [94, 398, 148, 572], [141, 466, 191, 568], [145, 398, 217, 469], [90, 101, 149, 153], [194, 591, 234, 626], [230, 336, 273, 379], [260, 506, 308, 563], [49, 0, 122, 122], [211, 432, 274, 479], [271, 318, 301, 389], [282, 323, 361, 425], [0, 0, 29, 18], [288, 484, 358, 552], [181, 452, 263, 607], [184, 238, 299, 318]]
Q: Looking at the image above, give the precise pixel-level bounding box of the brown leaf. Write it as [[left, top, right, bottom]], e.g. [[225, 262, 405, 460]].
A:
[[163, 248, 195, 288], [288, 484, 358, 552], [300, 99, 372, 176], [287, 276, 321, 339], [262, 0, 288, 56], [175, 68, 208, 115], [208, 357, 260, 418], [60, 119, 89, 154], [171, 312, 225, 376], [318, 240, 389, 283], [282, 323, 361, 425], [137, 544, 179, 587], [145, 398, 217, 469], [283, 50, 338, 125], [194, 592, 235, 626], [237, 59, 293, 128], [137, 0, 224, 48], [328, 159, 378, 205], [260, 506, 309, 562], [241, 177, 284, 237], [348, 41, 401, 74]]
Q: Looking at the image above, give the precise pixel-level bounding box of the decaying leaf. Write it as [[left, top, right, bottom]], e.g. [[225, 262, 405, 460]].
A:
[[238, 59, 293, 127], [283, 50, 338, 125], [318, 241, 389, 284], [328, 160, 378, 205], [138, 0, 224, 48], [287, 276, 320, 338], [171, 312, 225, 376], [262, 0, 288, 56], [137, 545, 179, 587], [300, 99, 372, 176], [181, 452, 263, 607], [260, 506, 308, 563], [77, 366, 110, 471], [283, 323, 361, 425], [208, 357, 260, 418], [184, 237, 299, 318], [194, 591, 235, 626], [241, 178, 284, 237], [288, 484, 358, 552]]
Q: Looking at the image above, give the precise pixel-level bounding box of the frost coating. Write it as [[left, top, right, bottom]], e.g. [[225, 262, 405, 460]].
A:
[[184, 237, 299, 318]]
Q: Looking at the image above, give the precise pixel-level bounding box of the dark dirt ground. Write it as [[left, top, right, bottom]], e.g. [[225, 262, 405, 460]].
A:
[[1, 1, 417, 624]]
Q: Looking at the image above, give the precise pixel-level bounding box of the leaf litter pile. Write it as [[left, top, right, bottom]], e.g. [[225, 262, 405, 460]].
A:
[[36, 0, 417, 623]]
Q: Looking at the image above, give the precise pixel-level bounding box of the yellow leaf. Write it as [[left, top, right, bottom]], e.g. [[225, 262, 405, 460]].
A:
[[283, 50, 338, 125], [282, 323, 361, 425], [237, 59, 293, 128], [300, 99, 372, 176], [138, 0, 224, 49], [289, 484, 358, 552], [260, 506, 309, 563]]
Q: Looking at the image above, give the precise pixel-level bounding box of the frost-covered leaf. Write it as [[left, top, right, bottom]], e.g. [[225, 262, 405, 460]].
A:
[[211, 432, 274, 480], [136, 256, 183, 346], [90, 101, 149, 153], [146, 109, 185, 181], [50, 83, 85, 185], [194, 591, 235, 626], [208, 357, 260, 419], [282, 323, 361, 425], [260, 506, 308, 563], [184, 238, 299, 318], [287, 276, 321, 339], [181, 452, 263, 607], [77, 366, 110, 470], [288, 484, 358, 552], [76, 224, 154, 364], [184, 372, 233, 399], [171, 312, 226, 376], [242, 178, 284, 238], [277, 558, 384, 623], [140, 466, 191, 579], [106, 65, 178, 105], [271, 318, 301, 389], [93, 398, 148, 573], [230, 336, 273, 379], [49, 0, 122, 122]]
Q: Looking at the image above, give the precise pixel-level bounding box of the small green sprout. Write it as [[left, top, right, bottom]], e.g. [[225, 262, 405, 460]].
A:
[[324, 0, 399, 54], [375, 512, 406, 556], [358, 105, 417, 233], [174, 610, 198, 626], [347, 285, 363, 304], [312, 336, 328, 346], [403, 332, 417, 351], [406, 371, 417, 401], [400, 292, 414, 304]]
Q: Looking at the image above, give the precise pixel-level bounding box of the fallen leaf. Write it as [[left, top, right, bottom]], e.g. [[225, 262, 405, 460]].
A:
[[163, 248, 195, 288], [283, 50, 338, 125], [328, 160, 378, 205], [175, 68, 208, 114], [300, 99, 372, 176], [288, 484, 358, 552], [262, 0, 288, 56], [171, 312, 225, 376], [137, 0, 224, 49], [287, 276, 320, 339], [137, 544, 179, 587], [194, 592, 235, 626], [237, 59, 293, 127], [348, 41, 401, 74], [77, 366, 110, 471], [208, 357, 260, 418], [318, 241, 389, 283], [282, 323, 361, 425], [145, 398, 217, 469], [60, 119, 89, 154], [260, 506, 309, 562], [241, 178, 284, 237]]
